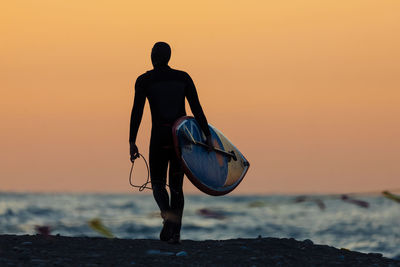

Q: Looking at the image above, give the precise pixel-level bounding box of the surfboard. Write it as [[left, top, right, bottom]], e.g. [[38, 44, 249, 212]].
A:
[[172, 116, 250, 196]]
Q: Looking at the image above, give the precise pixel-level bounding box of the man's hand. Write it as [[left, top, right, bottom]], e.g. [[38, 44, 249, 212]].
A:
[[130, 142, 139, 162], [206, 135, 213, 152]]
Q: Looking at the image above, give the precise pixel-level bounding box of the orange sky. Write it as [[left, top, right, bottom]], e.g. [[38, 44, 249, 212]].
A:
[[1, 1, 399, 194]]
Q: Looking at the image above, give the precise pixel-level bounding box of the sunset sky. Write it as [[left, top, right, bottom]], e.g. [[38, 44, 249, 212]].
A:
[[1, 1, 399, 194]]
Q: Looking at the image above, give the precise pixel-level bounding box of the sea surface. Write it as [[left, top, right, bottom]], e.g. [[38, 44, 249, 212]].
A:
[[0, 192, 399, 259]]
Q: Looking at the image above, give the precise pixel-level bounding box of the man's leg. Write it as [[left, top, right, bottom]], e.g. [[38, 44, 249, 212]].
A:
[[149, 144, 170, 214], [169, 155, 184, 217], [167, 149, 185, 243]]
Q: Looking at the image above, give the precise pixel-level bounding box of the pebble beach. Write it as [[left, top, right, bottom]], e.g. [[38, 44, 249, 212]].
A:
[[1, 235, 399, 266]]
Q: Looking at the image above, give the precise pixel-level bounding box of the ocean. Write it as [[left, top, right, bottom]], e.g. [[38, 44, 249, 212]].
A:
[[0, 192, 399, 259]]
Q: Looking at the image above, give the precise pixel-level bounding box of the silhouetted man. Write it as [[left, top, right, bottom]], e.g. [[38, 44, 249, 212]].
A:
[[129, 42, 211, 244]]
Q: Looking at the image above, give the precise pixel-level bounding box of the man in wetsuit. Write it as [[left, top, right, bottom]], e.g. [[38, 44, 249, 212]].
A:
[[129, 42, 212, 244]]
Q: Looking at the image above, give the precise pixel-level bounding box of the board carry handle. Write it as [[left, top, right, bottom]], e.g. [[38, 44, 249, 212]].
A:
[[183, 126, 237, 161]]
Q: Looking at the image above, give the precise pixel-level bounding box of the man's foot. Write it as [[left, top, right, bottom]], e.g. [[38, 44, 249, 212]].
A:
[[168, 233, 181, 244], [160, 220, 173, 241], [167, 221, 181, 244]]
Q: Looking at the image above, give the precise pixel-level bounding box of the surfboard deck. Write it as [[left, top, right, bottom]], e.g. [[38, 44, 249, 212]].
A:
[[172, 116, 250, 196]]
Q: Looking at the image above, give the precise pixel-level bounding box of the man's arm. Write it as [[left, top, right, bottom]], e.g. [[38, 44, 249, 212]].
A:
[[185, 73, 211, 139], [129, 77, 146, 158]]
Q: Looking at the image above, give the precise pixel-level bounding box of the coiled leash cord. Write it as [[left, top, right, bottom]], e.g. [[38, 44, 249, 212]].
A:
[[128, 153, 178, 194], [129, 153, 152, 191]]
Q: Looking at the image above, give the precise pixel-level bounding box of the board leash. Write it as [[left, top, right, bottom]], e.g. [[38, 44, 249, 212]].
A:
[[128, 153, 178, 194], [129, 153, 152, 191]]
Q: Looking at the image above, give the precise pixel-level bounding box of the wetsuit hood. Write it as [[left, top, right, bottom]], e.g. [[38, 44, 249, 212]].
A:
[[151, 42, 171, 68]]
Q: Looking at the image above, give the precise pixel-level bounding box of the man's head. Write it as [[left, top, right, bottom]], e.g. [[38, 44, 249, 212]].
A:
[[151, 42, 171, 67]]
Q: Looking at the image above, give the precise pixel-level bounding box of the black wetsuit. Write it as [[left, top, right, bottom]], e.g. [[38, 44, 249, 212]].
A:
[[129, 65, 210, 223]]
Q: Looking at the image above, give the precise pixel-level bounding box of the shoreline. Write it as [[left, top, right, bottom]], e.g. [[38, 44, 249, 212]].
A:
[[0, 235, 399, 266]]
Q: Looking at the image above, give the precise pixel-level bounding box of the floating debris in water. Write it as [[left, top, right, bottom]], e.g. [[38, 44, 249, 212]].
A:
[[341, 195, 369, 208], [294, 196, 308, 203], [88, 218, 114, 238], [382, 191, 400, 203], [294, 196, 325, 210], [313, 199, 326, 210], [196, 208, 226, 220]]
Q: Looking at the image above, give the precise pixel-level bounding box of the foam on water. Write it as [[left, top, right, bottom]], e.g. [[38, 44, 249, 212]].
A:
[[0, 192, 399, 258]]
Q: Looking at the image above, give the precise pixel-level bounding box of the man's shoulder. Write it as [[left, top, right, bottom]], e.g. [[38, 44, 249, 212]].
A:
[[135, 70, 154, 88], [136, 68, 191, 83], [134, 71, 152, 92], [169, 68, 188, 75], [136, 70, 152, 81], [169, 68, 191, 80]]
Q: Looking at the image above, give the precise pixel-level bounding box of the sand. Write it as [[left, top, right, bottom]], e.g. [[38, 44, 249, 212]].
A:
[[0, 235, 399, 266]]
